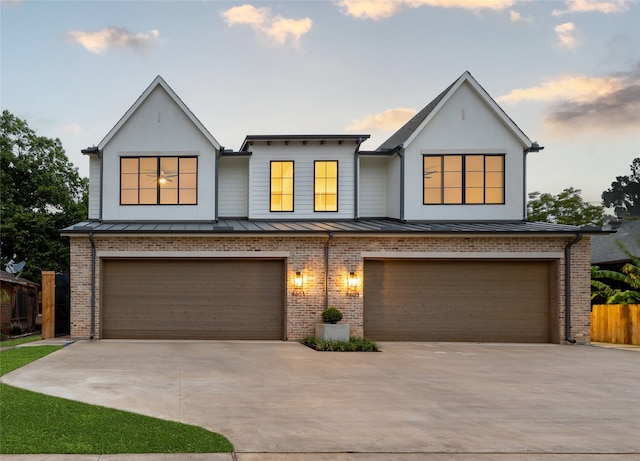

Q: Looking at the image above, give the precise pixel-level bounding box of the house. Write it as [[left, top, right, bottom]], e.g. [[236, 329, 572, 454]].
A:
[[0, 270, 39, 337], [63, 72, 606, 343], [591, 219, 640, 271]]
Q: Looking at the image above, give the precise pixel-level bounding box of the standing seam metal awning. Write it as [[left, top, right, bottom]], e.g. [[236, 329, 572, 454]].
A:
[[61, 219, 608, 235]]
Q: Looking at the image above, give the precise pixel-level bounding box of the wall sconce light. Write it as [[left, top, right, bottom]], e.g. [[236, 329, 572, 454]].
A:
[[347, 271, 359, 297], [292, 271, 304, 296]]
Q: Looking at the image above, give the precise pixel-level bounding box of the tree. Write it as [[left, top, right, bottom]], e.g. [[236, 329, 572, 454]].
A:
[[0, 110, 88, 283], [591, 240, 640, 304], [527, 187, 606, 226], [602, 158, 640, 218]]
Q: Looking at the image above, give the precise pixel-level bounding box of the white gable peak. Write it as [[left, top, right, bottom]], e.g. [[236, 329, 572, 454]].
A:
[[97, 75, 221, 151]]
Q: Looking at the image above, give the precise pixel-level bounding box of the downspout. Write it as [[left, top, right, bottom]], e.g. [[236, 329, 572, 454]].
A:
[[215, 148, 222, 223], [325, 232, 334, 310], [523, 143, 544, 221], [522, 149, 528, 221], [354, 137, 363, 220], [98, 150, 104, 222], [88, 232, 96, 340], [564, 232, 583, 344], [398, 147, 405, 222]]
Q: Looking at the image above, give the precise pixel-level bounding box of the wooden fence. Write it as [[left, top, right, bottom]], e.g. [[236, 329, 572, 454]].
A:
[[591, 304, 640, 345], [41, 271, 55, 339]]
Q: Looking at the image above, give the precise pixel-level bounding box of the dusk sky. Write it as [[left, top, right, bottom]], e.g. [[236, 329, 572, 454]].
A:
[[2, 0, 639, 207]]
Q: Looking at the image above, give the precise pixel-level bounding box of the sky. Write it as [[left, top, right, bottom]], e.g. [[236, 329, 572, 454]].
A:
[[2, 0, 639, 207]]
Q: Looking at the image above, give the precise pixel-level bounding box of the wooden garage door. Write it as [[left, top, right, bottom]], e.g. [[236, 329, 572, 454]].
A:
[[364, 260, 550, 342], [102, 259, 285, 340]]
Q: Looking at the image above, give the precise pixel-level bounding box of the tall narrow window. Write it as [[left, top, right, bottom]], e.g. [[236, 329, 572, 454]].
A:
[[423, 154, 504, 205], [314, 161, 338, 212], [484, 155, 504, 204], [270, 161, 294, 211], [120, 156, 198, 205]]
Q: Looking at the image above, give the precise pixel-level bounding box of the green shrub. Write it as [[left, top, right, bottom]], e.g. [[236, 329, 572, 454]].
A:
[[301, 336, 379, 352], [321, 307, 343, 324]]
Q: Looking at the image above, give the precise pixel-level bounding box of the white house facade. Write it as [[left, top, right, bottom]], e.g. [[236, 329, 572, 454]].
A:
[[64, 72, 603, 344]]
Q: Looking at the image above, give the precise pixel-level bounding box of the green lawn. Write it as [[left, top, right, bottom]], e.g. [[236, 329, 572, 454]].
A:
[[0, 334, 42, 347], [0, 345, 62, 375], [0, 345, 233, 454]]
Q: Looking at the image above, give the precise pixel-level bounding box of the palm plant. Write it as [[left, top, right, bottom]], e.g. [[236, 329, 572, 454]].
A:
[[591, 239, 640, 304]]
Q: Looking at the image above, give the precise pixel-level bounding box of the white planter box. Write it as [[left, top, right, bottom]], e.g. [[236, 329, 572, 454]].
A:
[[315, 323, 350, 341]]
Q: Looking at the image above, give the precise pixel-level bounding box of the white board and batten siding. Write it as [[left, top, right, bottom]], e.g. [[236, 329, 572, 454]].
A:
[[100, 85, 217, 222], [402, 80, 527, 222], [385, 155, 402, 220], [248, 141, 357, 220], [88, 155, 101, 219], [218, 157, 249, 218], [359, 157, 387, 218]]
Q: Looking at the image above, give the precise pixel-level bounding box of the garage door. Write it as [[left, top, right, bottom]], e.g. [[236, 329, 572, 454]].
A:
[[102, 259, 285, 340], [364, 259, 550, 342]]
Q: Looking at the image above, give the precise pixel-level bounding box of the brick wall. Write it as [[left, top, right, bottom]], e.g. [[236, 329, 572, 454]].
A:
[[69, 234, 591, 343]]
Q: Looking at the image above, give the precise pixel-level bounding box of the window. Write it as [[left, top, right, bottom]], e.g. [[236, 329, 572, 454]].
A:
[[270, 161, 294, 211], [120, 156, 197, 205], [423, 154, 504, 204], [314, 161, 338, 212]]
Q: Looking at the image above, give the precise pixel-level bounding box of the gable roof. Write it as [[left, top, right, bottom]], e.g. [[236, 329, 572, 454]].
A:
[[377, 71, 532, 151], [97, 76, 221, 151], [591, 220, 640, 265]]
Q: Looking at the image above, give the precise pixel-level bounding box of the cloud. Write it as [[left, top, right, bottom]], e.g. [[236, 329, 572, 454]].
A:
[[498, 65, 640, 131], [347, 108, 417, 131], [554, 22, 580, 49], [67, 28, 160, 54], [337, 0, 514, 20], [552, 0, 631, 16], [61, 123, 83, 136], [221, 4, 312, 45], [497, 75, 624, 104], [546, 83, 640, 131], [509, 10, 533, 23]]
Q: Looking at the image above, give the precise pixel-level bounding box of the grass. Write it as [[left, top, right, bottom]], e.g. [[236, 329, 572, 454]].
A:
[[301, 336, 380, 352], [0, 345, 63, 375], [0, 334, 42, 347], [0, 346, 233, 454]]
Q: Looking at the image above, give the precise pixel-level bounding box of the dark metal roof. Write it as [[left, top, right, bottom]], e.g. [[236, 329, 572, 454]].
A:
[[591, 220, 639, 264], [61, 219, 604, 236], [240, 134, 370, 152]]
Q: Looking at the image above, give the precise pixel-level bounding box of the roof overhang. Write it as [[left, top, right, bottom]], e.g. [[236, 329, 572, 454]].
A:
[[240, 134, 370, 152]]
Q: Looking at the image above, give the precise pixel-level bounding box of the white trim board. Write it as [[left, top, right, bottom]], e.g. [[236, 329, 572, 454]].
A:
[[97, 251, 291, 258], [362, 251, 564, 259]]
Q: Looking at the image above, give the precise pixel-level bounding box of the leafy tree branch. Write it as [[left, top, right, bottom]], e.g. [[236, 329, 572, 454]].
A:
[[527, 187, 605, 226], [1, 110, 88, 283]]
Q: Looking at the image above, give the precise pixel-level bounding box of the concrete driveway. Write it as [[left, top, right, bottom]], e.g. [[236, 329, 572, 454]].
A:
[[2, 341, 639, 457]]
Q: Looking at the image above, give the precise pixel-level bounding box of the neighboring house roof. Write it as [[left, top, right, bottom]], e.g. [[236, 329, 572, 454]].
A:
[[0, 270, 38, 287], [240, 134, 370, 152], [95, 75, 221, 152], [62, 219, 596, 236], [591, 220, 640, 265], [377, 71, 532, 151]]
